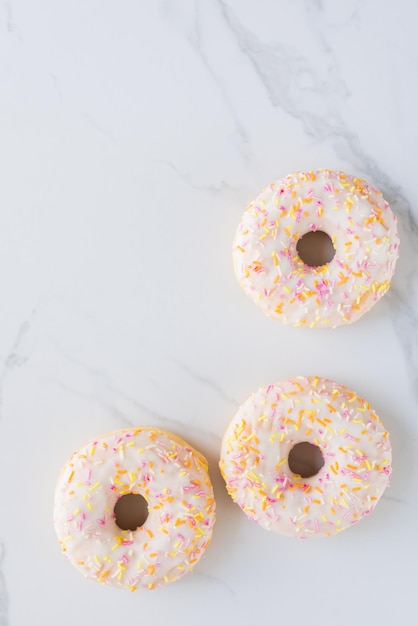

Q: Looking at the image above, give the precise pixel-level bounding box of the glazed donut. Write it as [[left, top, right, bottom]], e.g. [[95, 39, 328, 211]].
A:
[[233, 169, 399, 328], [219, 377, 391, 538], [54, 427, 216, 590]]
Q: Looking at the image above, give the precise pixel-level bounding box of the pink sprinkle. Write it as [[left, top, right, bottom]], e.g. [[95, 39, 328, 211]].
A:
[[344, 433, 357, 441]]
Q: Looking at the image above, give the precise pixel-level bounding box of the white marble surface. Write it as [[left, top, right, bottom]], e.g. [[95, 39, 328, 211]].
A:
[[0, 1, 417, 624]]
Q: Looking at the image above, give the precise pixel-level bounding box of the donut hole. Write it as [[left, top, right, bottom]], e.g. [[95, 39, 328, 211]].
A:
[[296, 231, 335, 267], [288, 442, 324, 478], [114, 493, 149, 531]]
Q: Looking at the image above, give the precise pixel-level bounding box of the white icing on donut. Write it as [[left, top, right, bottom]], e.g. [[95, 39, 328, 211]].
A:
[[219, 377, 391, 538], [54, 428, 216, 590], [233, 170, 399, 327]]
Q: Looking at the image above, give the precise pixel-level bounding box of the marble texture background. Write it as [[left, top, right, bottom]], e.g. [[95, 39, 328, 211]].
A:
[[0, 1, 417, 624]]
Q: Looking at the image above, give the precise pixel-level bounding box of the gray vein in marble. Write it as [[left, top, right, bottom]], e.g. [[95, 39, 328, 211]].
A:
[[51, 338, 239, 414], [0, 295, 51, 407], [0, 317, 33, 419], [1, 0, 16, 34], [156, 159, 244, 195], [48, 341, 161, 394], [193, 570, 237, 600], [101, 383, 221, 442], [47, 375, 221, 446], [303, 0, 362, 28], [0, 544, 9, 626], [217, 0, 349, 136], [311, 0, 324, 10], [2, 322, 31, 373], [217, 0, 418, 395], [382, 494, 408, 506], [171, 357, 239, 407], [161, 0, 255, 169], [189, 1, 250, 151], [82, 113, 117, 142]]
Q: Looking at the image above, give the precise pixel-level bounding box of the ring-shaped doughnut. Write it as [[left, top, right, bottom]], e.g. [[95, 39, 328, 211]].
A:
[[219, 377, 391, 538], [54, 427, 216, 590], [233, 169, 399, 327]]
